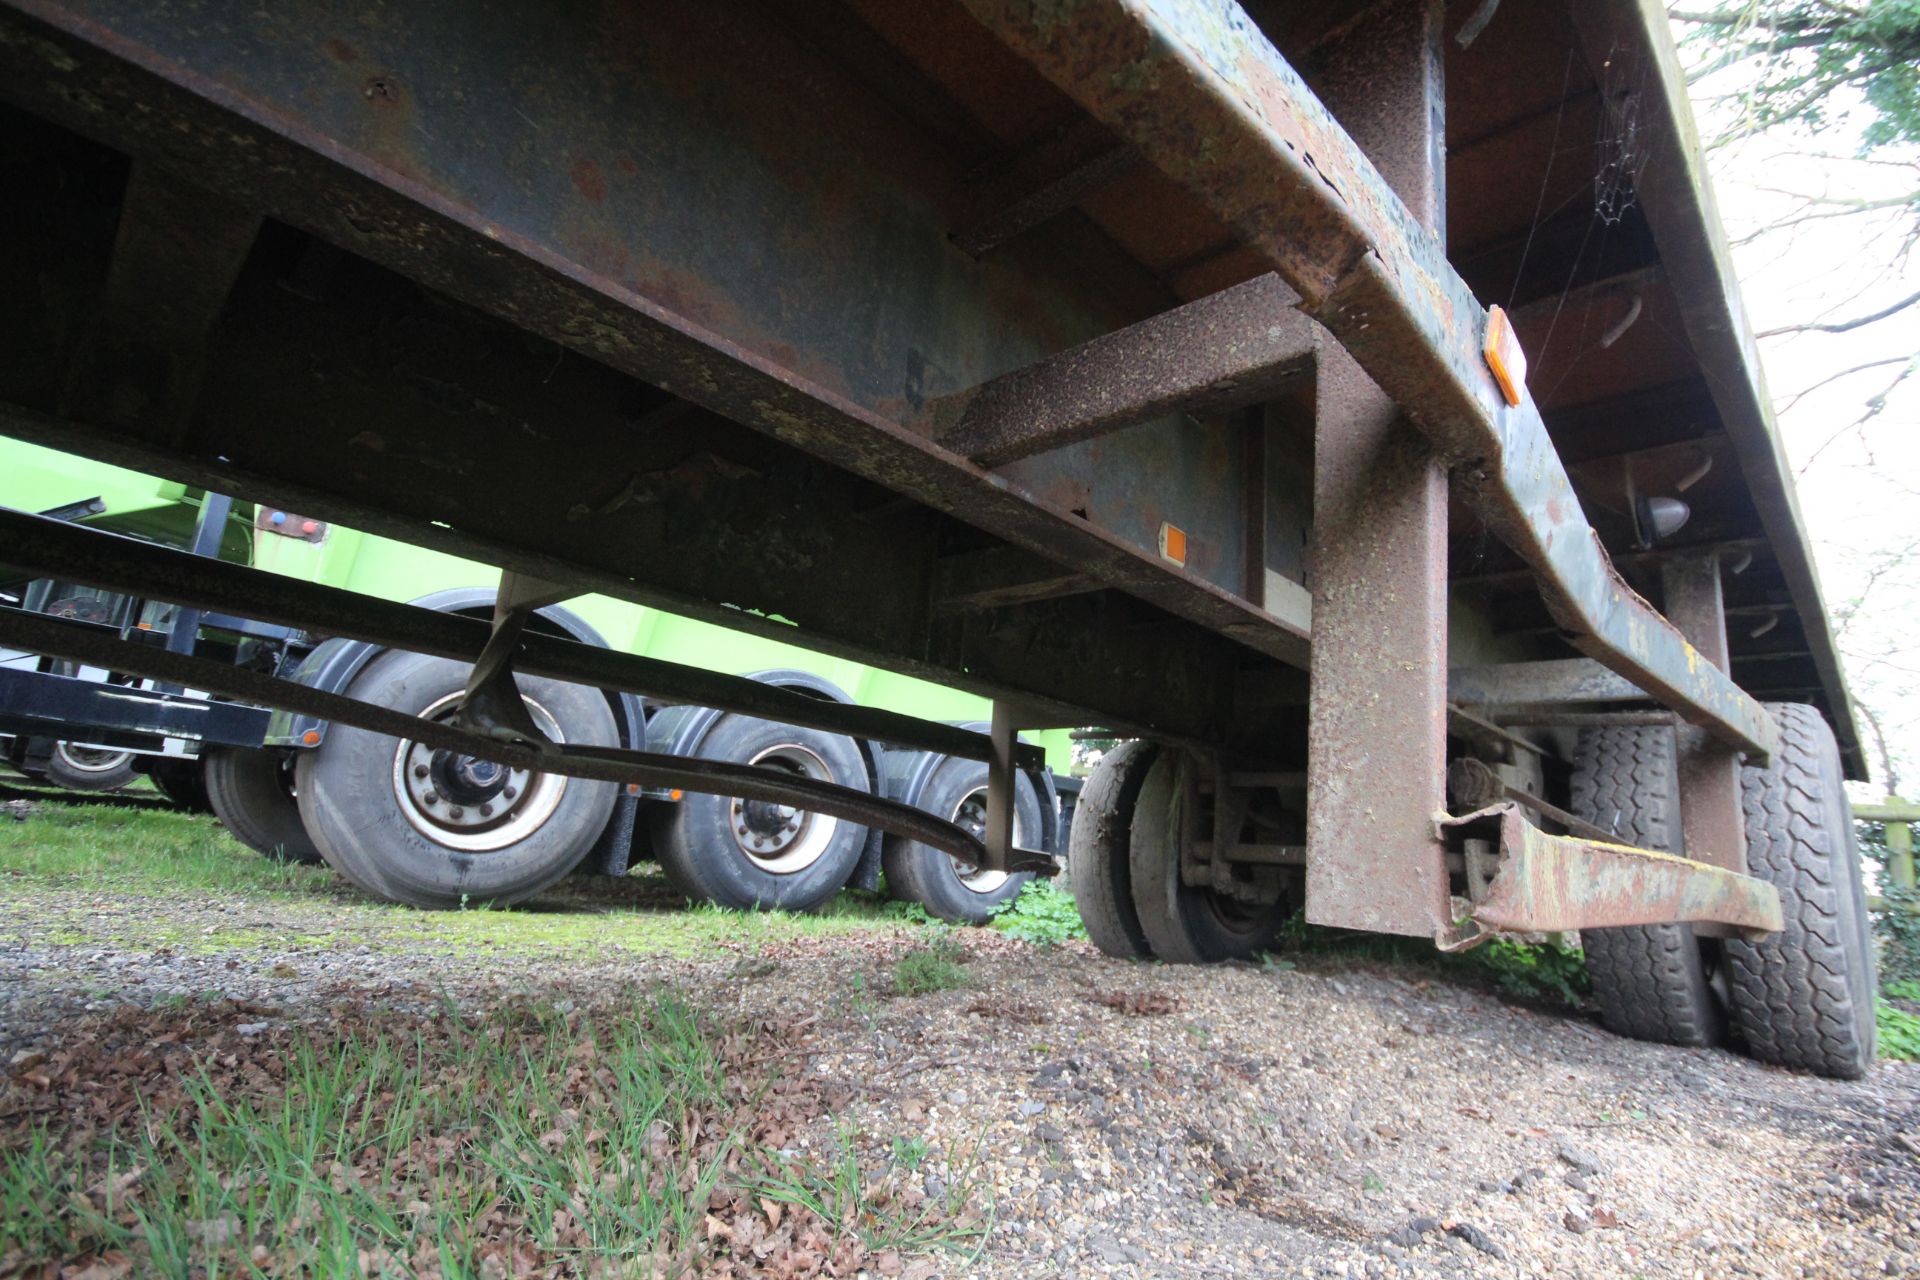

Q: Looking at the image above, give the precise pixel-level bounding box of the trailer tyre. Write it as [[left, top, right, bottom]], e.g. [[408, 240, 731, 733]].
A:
[[1129, 751, 1283, 964], [205, 748, 323, 864], [148, 758, 212, 814], [1068, 739, 1160, 959], [649, 715, 869, 912], [882, 759, 1043, 924], [1724, 703, 1877, 1079], [45, 743, 139, 793], [1569, 724, 1724, 1048], [295, 651, 618, 907]]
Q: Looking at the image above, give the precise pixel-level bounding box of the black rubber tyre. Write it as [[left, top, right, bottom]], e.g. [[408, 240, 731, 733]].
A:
[[295, 651, 619, 907], [205, 747, 324, 864], [650, 714, 869, 912], [1068, 740, 1160, 959], [1724, 703, 1877, 1079], [1130, 752, 1284, 964], [1569, 724, 1725, 1048], [882, 758, 1043, 924], [44, 743, 139, 793], [147, 758, 212, 814]]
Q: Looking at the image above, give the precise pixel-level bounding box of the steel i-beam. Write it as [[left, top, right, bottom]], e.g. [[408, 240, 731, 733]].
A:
[[1306, 0, 1452, 937], [963, 0, 1779, 763]]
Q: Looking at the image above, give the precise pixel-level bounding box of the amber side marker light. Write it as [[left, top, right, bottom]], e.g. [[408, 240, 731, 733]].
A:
[[1157, 522, 1188, 568], [1483, 304, 1528, 407]]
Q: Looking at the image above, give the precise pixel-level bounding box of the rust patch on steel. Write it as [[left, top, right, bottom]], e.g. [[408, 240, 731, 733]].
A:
[[1441, 805, 1781, 941], [570, 158, 607, 204]]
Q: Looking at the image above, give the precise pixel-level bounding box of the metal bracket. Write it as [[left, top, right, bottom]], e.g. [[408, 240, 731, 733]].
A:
[[979, 700, 1058, 875], [1434, 804, 1781, 949], [451, 600, 550, 750], [450, 569, 588, 749]]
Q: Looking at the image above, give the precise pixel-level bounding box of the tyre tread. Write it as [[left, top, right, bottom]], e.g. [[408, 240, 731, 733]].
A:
[[1068, 740, 1158, 958], [1723, 703, 1876, 1078], [1570, 725, 1721, 1047]]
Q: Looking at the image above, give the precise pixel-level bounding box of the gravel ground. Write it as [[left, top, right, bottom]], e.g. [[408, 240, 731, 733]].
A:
[[3, 880, 1916, 1279]]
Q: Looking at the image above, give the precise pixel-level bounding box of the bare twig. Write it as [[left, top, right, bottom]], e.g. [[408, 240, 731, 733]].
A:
[[1758, 287, 1920, 338]]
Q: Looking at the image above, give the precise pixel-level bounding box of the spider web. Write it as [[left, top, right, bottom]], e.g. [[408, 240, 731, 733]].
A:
[[1592, 43, 1649, 227]]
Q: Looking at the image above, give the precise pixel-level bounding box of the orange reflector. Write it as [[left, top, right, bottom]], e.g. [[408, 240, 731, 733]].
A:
[[1157, 522, 1188, 567], [626, 783, 642, 796], [669, 789, 684, 802], [135, 622, 152, 630], [301, 729, 321, 746], [1483, 304, 1527, 407]]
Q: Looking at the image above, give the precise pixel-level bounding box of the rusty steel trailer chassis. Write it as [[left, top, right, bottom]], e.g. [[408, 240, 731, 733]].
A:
[[0, 0, 1797, 943]]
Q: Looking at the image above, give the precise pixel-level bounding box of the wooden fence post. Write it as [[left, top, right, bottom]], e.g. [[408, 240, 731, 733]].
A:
[[1889, 796, 1915, 893], [1857, 798, 1919, 903]]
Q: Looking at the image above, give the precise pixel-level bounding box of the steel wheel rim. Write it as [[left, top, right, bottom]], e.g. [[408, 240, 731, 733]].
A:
[[390, 690, 569, 852], [729, 743, 838, 874], [947, 786, 1023, 895], [52, 742, 134, 775]]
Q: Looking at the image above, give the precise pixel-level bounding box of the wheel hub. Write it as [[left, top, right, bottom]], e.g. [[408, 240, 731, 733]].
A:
[[391, 691, 569, 852], [947, 788, 1016, 895], [727, 744, 839, 874]]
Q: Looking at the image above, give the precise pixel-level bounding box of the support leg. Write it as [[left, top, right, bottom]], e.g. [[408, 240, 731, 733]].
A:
[[1661, 554, 1747, 878], [1302, 0, 1452, 938]]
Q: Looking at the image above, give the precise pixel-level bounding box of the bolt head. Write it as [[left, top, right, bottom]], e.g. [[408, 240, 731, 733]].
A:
[[478, 803, 493, 818], [448, 806, 465, 819], [414, 764, 430, 779], [503, 785, 518, 800], [422, 791, 439, 805]]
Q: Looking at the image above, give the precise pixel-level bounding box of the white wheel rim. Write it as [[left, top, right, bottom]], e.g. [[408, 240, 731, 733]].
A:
[[53, 743, 134, 775], [728, 743, 839, 875], [390, 691, 569, 852], [947, 786, 1025, 895]]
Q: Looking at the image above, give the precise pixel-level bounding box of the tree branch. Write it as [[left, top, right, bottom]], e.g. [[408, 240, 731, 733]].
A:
[[1757, 287, 1920, 337]]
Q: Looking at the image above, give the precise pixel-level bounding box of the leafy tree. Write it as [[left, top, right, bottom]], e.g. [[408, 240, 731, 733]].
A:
[[1670, 3, 1919, 793], [1674, 2, 1920, 148]]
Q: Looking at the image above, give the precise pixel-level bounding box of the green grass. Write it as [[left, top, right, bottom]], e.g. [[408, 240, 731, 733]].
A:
[[0, 995, 982, 1277], [0, 800, 921, 960], [0, 803, 337, 897], [892, 935, 970, 996], [1878, 979, 1920, 1061], [989, 879, 1087, 946], [1271, 911, 1593, 1007]]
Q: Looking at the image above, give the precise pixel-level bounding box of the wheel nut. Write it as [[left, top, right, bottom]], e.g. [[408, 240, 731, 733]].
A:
[[422, 791, 439, 805], [478, 803, 493, 818], [448, 805, 464, 819], [414, 764, 430, 779], [503, 786, 517, 800]]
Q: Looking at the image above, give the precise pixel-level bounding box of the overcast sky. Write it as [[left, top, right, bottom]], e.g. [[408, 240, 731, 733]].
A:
[[1681, 37, 1920, 794]]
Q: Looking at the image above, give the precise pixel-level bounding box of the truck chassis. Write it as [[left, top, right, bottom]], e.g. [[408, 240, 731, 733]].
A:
[[0, 0, 1874, 1073]]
